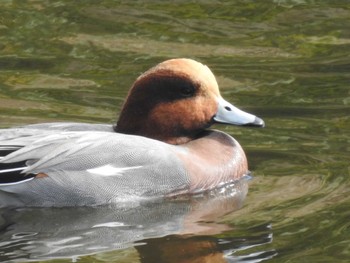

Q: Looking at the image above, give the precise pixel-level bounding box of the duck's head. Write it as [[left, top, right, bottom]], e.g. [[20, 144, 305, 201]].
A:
[[116, 58, 264, 145]]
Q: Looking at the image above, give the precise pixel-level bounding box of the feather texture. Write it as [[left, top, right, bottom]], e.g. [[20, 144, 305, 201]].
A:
[[0, 124, 190, 206]]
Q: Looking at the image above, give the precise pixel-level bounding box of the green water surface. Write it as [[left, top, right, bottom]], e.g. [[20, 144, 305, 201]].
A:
[[0, 1, 349, 262]]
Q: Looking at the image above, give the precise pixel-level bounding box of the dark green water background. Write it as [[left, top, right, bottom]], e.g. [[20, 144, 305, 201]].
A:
[[0, 1, 349, 262]]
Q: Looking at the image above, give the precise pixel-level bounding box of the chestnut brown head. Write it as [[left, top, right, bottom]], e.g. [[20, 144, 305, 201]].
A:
[[116, 58, 264, 144]]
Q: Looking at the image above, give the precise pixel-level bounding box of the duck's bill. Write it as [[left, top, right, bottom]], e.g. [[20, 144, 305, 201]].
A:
[[213, 98, 265, 127]]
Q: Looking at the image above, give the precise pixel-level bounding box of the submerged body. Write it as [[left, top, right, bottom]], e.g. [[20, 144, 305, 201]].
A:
[[0, 59, 264, 207]]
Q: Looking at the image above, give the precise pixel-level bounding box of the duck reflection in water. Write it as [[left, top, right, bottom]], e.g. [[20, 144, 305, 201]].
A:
[[0, 179, 275, 262]]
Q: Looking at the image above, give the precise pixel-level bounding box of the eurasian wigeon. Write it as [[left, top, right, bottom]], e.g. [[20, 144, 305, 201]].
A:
[[0, 58, 264, 207]]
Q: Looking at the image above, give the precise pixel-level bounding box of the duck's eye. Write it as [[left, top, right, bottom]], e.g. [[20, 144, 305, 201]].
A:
[[180, 85, 195, 97]]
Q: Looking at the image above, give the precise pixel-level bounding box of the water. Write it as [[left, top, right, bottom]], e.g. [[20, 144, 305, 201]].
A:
[[0, 1, 349, 262]]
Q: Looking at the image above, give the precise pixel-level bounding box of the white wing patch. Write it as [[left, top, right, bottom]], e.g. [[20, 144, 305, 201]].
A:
[[92, 222, 127, 228], [87, 164, 142, 177]]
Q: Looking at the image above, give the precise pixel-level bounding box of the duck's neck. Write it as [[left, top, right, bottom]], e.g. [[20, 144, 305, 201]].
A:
[[114, 122, 196, 145]]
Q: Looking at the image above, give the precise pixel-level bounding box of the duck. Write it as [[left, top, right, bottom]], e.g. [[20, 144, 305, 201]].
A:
[[0, 58, 264, 207]]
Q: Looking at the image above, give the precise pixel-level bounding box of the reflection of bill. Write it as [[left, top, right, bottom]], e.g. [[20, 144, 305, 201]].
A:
[[0, 178, 275, 262]]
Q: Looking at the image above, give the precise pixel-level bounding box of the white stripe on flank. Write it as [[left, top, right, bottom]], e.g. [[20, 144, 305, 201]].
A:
[[0, 177, 34, 186], [0, 167, 26, 173], [87, 164, 142, 176]]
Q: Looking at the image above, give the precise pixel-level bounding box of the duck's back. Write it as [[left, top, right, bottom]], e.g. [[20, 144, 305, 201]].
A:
[[0, 124, 190, 207]]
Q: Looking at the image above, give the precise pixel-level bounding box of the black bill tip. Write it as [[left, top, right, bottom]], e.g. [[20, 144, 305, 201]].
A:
[[243, 117, 265, 128]]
